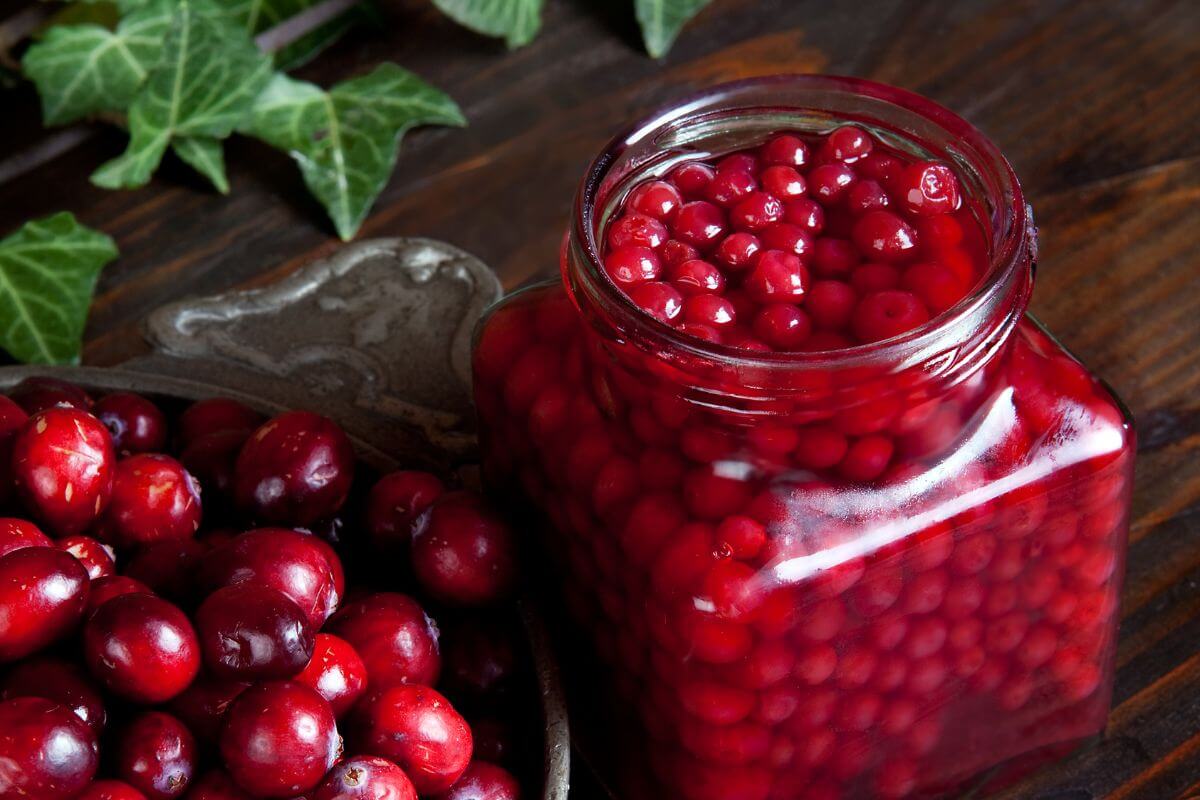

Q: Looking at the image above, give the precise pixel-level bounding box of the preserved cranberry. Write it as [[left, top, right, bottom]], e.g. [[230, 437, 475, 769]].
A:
[[96, 454, 202, 548], [76, 780, 149, 800], [197, 527, 341, 627], [432, 761, 520, 800], [412, 497, 517, 606], [233, 411, 355, 526], [219, 680, 340, 798], [177, 398, 264, 446], [93, 393, 167, 455], [58, 535, 116, 579], [0, 547, 89, 661], [366, 470, 446, 553], [473, 77, 1135, 799], [350, 684, 472, 795], [8, 376, 91, 413], [115, 712, 196, 800], [87, 575, 152, 614], [0, 516, 51, 556], [0, 398, 28, 506], [183, 770, 253, 800], [1, 657, 106, 734], [312, 755, 417, 800], [295, 633, 368, 718], [83, 593, 200, 703], [168, 678, 249, 745], [11, 407, 114, 536], [327, 592, 441, 689], [0, 696, 98, 798], [195, 584, 315, 680]]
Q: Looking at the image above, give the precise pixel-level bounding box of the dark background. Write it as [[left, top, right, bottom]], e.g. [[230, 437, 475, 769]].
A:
[[2, 1, 1199, 797]]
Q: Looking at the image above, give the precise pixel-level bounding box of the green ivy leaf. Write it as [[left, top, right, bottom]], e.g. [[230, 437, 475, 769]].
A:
[[0, 213, 118, 365], [21, 0, 173, 126], [172, 136, 230, 192], [634, 0, 711, 57], [241, 63, 465, 240], [91, 0, 272, 190], [431, 0, 542, 48]]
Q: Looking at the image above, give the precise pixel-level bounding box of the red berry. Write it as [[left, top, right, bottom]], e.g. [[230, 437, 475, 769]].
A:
[[811, 238, 860, 278], [706, 170, 758, 207], [0, 516, 51, 556], [0, 547, 89, 661], [1, 657, 106, 735], [808, 163, 857, 203], [745, 250, 808, 304], [760, 165, 806, 200], [760, 134, 809, 168], [850, 262, 901, 293], [805, 280, 857, 330], [730, 191, 784, 231], [350, 684, 473, 795], [179, 429, 251, 503], [93, 393, 167, 455], [196, 584, 315, 680], [852, 290, 930, 343], [902, 260, 968, 314], [233, 411, 355, 526], [58, 535, 115, 579], [0, 696, 98, 799], [184, 770, 255, 800], [604, 246, 662, 289], [12, 407, 114, 536], [167, 678, 249, 745], [668, 258, 725, 295], [432, 761, 520, 800], [83, 593, 199, 703], [846, 179, 890, 212], [627, 179, 683, 220], [75, 780, 149, 800], [366, 470, 445, 553], [220, 681, 340, 798], [823, 125, 873, 162], [0, 399, 29, 506], [752, 304, 811, 350], [671, 201, 727, 250], [8, 376, 91, 414], [783, 197, 825, 233], [296, 633, 368, 718], [898, 161, 961, 216], [682, 294, 737, 328], [759, 222, 814, 259], [115, 712, 196, 800], [627, 281, 684, 324], [313, 755, 418, 800], [328, 593, 441, 689], [87, 575, 152, 614], [177, 398, 263, 447], [670, 163, 715, 196], [852, 210, 919, 263], [607, 213, 668, 250], [412, 496, 516, 606]]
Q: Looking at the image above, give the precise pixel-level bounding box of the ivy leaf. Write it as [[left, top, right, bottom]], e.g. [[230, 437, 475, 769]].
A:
[[0, 213, 118, 365], [91, 0, 272, 190], [172, 137, 230, 193], [241, 63, 465, 240], [634, 0, 711, 57], [21, 0, 173, 126], [431, 0, 542, 48]]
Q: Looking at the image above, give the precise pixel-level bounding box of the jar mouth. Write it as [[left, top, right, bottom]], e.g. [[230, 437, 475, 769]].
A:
[[568, 74, 1033, 374]]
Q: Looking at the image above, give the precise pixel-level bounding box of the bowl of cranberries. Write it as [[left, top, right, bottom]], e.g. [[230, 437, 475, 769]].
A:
[[0, 371, 568, 800]]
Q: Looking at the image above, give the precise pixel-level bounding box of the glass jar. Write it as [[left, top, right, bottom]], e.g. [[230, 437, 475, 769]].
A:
[[472, 76, 1134, 799]]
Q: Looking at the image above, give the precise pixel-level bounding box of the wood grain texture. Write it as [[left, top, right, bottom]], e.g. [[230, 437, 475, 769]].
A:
[[2, 0, 1199, 797]]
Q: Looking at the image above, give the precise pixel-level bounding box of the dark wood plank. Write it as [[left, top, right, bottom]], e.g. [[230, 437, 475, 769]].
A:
[[2, 0, 1199, 797]]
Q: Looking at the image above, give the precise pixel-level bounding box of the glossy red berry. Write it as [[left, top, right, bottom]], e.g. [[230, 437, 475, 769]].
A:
[[604, 246, 662, 289], [312, 755, 418, 800], [93, 393, 167, 455], [184, 770, 255, 800], [83, 593, 200, 703], [327, 593, 441, 690], [87, 575, 152, 614], [668, 258, 725, 295], [823, 125, 873, 162], [745, 250, 808, 304], [96, 454, 201, 548], [233, 411, 355, 526], [179, 429, 251, 502], [851, 210, 919, 263], [219, 681, 340, 799], [412, 498, 517, 606], [296, 633, 368, 718], [852, 290, 931, 343], [8, 376, 90, 414], [177, 398, 264, 447], [899, 161, 961, 216], [75, 780, 150, 800], [627, 180, 683, 221], [0, 547, 89, 661], [760, 134, 809, 168], [0, 696, 99, 799], [432, 761, 520, 800], [607, 213, 668, 250], [752, 304, 811, 350], [167, 678, 249, 745], [627, 281, 684, 324], [0, 656, 106, 735], [0, 398, 29, 506], [671, 201, 727, 250], [0, 516, 51, 556], [350, 684, 473, 795], [11, 407, 114, 536], [58, 535, 115, 579], [115, 712, 196, 800], [195, 584, 315, 680]]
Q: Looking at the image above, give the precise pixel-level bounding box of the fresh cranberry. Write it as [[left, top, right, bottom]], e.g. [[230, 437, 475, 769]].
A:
[[87, 575, 152, 614], [327, 593, 441, 689], [167, 678, 249, 745], [11, 407, 114, 536], [234, 411, 355, 526], [116, 712, 196, 800], [93, 393, 167, 455], [628, 281, 684, 323], [58, 535, 115, 579], [0, 399, 29, 506], [0, 696, 98, 798], [219, 681, 339, 798], [312, 755, 418, 800], [8, 376, 90, 413], [1, 657, 106, 734], [177, 398, 263, 447], [296, 633, 368, 718], [852, 290, 931, 343], [607, 213, 668, 250], [75, 780, 150, 800], [350, 684, 472, 795], [851, 210, 919, 263], [627, 180, 684, 221], [95, 454, 201, 548], [411, 498, 516, 606], [432, 761, 520, 800], [0, 547, 89, 660], [899, 161, 961, 216], [83, 593, 200, 703], [121, 539, 207, 604], [744, 250, 808, 304], [0, 516, 51, 556], [179, 429, 252, 502], [604, 246, 662, 289], [197, 527, 341, 628], [196, 584, 315, 680]]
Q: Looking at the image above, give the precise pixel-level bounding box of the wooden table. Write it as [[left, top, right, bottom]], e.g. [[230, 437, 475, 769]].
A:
[[2, 0, 1198, 797]]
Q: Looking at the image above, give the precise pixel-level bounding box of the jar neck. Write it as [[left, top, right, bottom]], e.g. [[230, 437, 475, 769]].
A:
[[563, 75, 1034, 414]]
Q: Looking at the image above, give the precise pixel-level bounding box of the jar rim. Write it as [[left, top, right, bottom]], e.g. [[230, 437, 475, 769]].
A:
[[567, 74, 1033, 373]]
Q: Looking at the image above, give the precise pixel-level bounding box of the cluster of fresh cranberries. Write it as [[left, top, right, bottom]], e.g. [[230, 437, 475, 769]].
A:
[[601, 126, 987, 352], [0, 377, 525, 800]]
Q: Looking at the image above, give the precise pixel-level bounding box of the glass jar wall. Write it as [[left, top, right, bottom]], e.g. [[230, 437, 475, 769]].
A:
[[473, 76, 1134, 800]]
